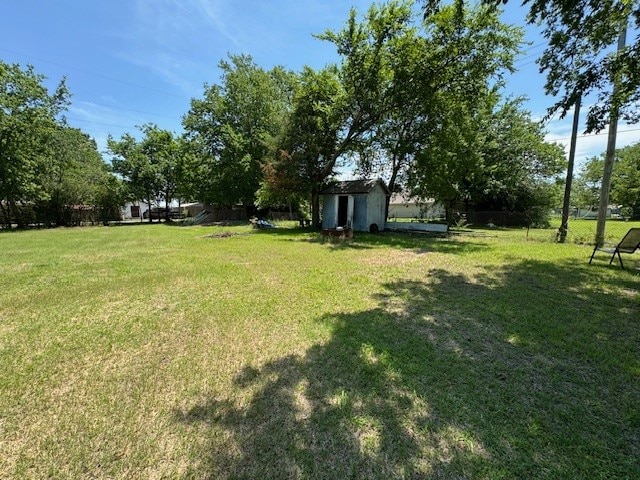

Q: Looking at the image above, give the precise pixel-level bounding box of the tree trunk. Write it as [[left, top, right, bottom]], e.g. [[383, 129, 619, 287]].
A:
[[311, 190, 321, 230], [595, 26, 626, 246], [386, 159, 400, 221], [0, 200, 11, 228], [445, 201, 455, 227], [385, 195, 391, 221], [9, 198, 24, 229], [558, 95, 581, 243], [147, 199, 153, 223]]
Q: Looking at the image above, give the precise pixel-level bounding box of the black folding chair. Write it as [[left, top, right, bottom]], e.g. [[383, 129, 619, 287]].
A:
[[589, 228, 640, 270]]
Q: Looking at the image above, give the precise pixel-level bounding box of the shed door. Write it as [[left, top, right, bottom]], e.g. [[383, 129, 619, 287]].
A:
[[337, 195, 354, 228], [346, 195, 354, 227], [338, 196, 348, 227]]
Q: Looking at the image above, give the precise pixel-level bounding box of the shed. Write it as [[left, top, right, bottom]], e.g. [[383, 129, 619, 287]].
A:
[[321, 179, 390, 232]]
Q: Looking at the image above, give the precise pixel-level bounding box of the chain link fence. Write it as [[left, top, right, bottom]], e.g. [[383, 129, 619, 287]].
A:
[[452, 211, 640, 245]]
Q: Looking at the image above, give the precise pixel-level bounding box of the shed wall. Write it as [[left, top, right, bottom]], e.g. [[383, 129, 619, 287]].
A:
[[322, 195, 337, 229], [352, 195, 368, 231], [366, 184, 387, 230]]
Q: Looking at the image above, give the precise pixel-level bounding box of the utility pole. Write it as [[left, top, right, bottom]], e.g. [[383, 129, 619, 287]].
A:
[[557, 94, 581, 243], [595, 25, 627, 246]]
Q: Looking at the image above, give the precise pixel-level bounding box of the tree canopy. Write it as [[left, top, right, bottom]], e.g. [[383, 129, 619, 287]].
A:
[[1, 61, 121, 228], [575, 142, 640, 218], [472, 0, 640, 133], [0, 61, 69, 227], [108, 124, 189, 222], [183, 55, 297, 207]]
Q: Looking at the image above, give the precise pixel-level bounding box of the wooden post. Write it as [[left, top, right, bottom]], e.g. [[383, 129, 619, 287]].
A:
[[558, 94, 581, 243], [595, 26, 627, 246]]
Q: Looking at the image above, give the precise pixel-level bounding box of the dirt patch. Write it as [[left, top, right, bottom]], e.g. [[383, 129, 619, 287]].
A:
[[203, 232, 237, 239]]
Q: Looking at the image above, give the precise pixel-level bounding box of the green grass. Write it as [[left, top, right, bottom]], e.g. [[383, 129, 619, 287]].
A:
[[1, 224, 638, 479], [388, 216, 640, 245]]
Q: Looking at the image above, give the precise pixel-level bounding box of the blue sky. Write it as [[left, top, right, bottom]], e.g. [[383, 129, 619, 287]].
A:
[[1, 0, 638, 172]]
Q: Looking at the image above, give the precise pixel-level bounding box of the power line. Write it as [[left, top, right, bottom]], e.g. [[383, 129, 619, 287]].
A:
[[73, 99, 180, 121], [522, 41, 546, 53], [0, 47, 192, 101], [549, 127, 640, 142], [514, 58, 539, 69], [64, 117, 138, 130]]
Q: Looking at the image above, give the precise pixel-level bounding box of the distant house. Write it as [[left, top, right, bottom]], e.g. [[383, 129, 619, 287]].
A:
[[387, 194, 444, 220], [122, 201, 147, 220], [321, 179, 390, 232]]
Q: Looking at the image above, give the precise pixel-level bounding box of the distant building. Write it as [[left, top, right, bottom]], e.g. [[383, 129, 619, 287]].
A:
[[387, 194, 444, 220]]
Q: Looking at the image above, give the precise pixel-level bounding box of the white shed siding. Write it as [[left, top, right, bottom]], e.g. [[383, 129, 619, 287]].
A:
[[321, 179, 390, 232], [366, 184, 387, 229]]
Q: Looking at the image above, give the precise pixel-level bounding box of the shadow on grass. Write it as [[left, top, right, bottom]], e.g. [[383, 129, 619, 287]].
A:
[[175, 259, 639, 479], [252, 227, 490, 255]]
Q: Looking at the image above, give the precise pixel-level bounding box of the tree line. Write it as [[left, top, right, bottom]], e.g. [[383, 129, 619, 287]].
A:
[[0, 63, 123, 228], [2, 0, 638, 229]]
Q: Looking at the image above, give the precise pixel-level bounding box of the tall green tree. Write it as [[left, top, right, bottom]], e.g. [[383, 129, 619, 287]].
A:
[[272, 66, 346, 227], [109, 125, 190, 221], [462, 0, 640, 133], [183, 55, 296, 207], [43, 127, 122, 226], [471, 97, 565, 222], [0, 61, 69, 228], [269, 0, 416, 226], [138, 124, 181, 221], [576, 142, 640, 218], [353, 19, 432, 217], [573, 159, 604, 212], [108, 132, 157, 222], [411, 92, 564, 225], [406, 1, 523, 222]]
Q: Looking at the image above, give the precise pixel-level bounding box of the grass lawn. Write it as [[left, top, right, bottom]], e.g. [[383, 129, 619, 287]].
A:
[[1, 223, 638, 479]]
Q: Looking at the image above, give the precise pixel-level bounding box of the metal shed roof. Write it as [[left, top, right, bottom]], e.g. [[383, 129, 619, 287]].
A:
[[321, 178, 390, 195]]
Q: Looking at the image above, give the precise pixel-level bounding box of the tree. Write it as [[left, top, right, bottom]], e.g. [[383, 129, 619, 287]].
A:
[[173, 136, 200, 206], [473, 99, 564, 198], [406, 1, 524, 222], [573, 159, 605, 212], [411, 92, 564, 225], [268, 0, 416, 227], [353, 20, 434, 217], [466, 0, 639, 133], [183, 55, 296, 208], [0, 61, 69, 228], [42, 126, 122, 226], [110, 125, 191, 222], [524, 0, 637, 133], [471, 98, 565, 225], [137, 124, 181, 221], [611, 143, 640, 218], [108, 132, 158, 223], [271, 66, 347, 227], [576, 142, 640, 219]]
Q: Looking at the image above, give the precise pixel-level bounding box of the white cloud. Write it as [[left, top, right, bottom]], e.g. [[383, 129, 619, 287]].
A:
[[104, 0, 233, 95], [193, 0, 242, 48], [67, 102, 147, 155], [544, 115, 640, 168]]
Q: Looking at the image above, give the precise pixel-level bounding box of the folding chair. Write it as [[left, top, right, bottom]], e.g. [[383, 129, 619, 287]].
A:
[[589, 228, 640, 270]]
